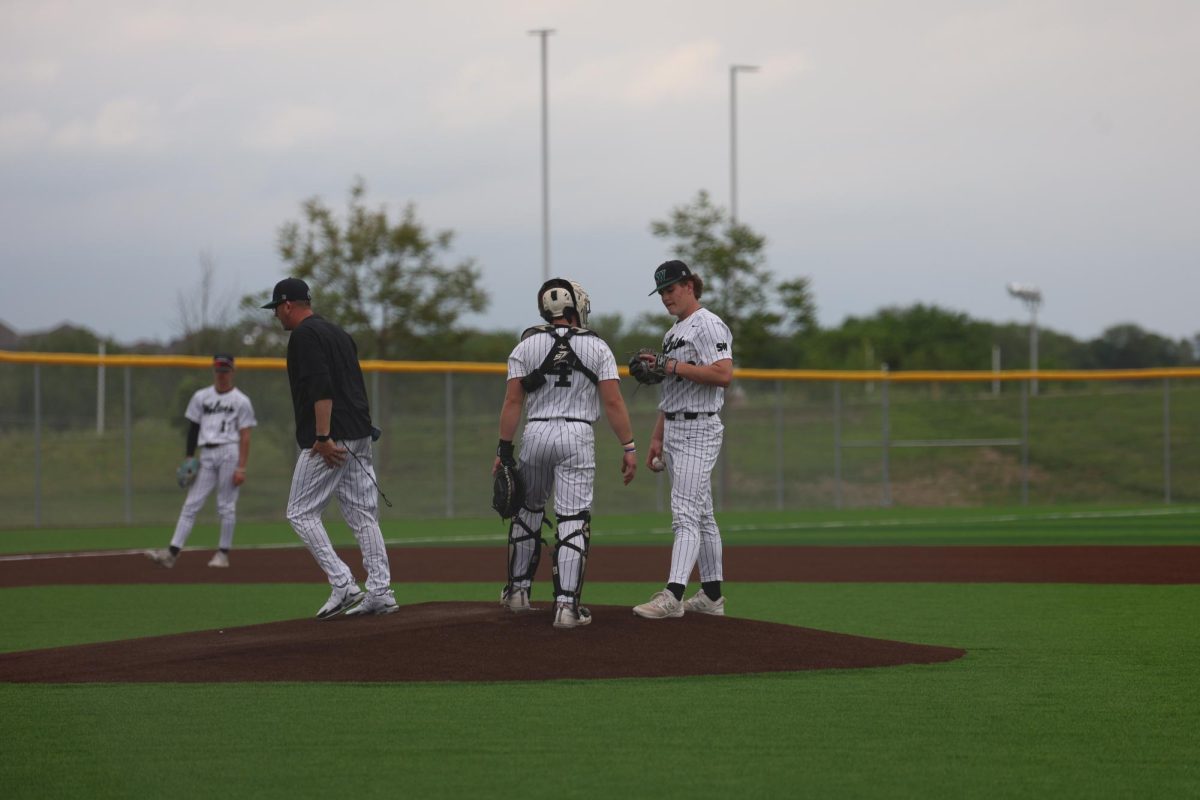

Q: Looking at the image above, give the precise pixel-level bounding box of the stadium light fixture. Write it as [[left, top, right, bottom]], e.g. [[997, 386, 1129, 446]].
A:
[[1007, 282, 1042, 395]]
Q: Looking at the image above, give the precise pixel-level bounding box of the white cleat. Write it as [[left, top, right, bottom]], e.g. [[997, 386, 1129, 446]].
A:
[[345, 589, 399, 617], [553, 602, 592, 629], [316, 582, 366, 620], [207, 551, 230, 568], [145, 549, 177, 569], [633, 589, 685, 619], [501, 585, 533, 612], [683, 590, 725, 616]]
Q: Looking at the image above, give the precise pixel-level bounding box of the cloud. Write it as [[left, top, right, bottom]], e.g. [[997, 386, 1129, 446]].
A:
[[242, 104, 345, 150], [51, 98, 166, 151], [621, 40, 723, 106], [0, 58, 62, 86], [0, 111, 51, 152]]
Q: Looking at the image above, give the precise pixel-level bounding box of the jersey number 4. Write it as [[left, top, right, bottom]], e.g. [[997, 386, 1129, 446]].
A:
[[552, 362, 573, 387]]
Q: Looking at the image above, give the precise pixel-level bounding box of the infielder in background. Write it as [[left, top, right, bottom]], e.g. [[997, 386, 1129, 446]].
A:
[[494, 278, 637, 629], [146, 354, 256, 568], [632, 260, 734, 619], [263, 277, 396, 620]]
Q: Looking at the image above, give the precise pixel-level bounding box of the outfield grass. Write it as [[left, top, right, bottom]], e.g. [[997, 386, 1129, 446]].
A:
[[1, 509, 1197, 798], [3, 504, 1200, 553]]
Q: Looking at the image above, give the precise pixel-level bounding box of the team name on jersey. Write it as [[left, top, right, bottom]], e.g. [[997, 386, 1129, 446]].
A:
[[663, 335, 688, 354], [202, 401, 239, 415], [202, 400, 241, 416]]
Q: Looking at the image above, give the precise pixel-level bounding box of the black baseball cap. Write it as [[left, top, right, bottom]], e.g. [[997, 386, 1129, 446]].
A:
[[213, 354, 235, 372], [650, 260, 692, 295], [261, 277, 311, 309]]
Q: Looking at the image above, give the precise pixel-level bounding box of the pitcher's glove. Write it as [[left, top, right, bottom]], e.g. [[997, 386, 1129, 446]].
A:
[[492, 440, 525, 519], [176, 456, 200, 489], [628, 348, 667, 385]]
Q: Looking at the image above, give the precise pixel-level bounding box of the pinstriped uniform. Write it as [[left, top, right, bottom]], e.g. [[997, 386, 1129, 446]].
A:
[[507, 327, 619, 601], [171, 386, 256, 552], [658, 307, 732, 586], [286, 436, 390, 594]]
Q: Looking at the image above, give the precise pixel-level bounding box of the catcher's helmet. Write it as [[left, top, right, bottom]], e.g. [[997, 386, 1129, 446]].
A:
[[538, 278, 590, 327]]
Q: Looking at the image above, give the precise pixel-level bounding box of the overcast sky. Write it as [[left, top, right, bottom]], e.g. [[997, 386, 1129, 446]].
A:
[[2, 0, 1198, 347]]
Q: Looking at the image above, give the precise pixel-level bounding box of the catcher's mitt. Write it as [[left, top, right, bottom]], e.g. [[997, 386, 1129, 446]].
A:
[[176, 457, 200, 489], [628, 348, 666, 385], [492, 463, 525, 519]]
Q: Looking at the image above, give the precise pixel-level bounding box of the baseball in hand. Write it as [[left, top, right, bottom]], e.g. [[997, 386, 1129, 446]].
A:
[[650, 456, 665, 472]]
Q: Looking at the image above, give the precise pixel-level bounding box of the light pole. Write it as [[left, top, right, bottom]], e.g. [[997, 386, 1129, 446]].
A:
[[729, 64, 759, 224], [529, 28, 555, 282], [1007, 283, 1042, 396]]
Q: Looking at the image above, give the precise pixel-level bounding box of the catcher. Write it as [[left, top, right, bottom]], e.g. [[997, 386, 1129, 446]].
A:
[[145, 354, 256, 569], [492, 277, 637, 629]]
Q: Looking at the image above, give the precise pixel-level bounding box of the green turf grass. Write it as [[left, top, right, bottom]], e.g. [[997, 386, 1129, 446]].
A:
[[4, 505, 1200, 554], [1, 581, 1197, 798]]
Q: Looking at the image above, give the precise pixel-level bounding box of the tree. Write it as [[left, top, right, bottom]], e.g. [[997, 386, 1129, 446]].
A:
[[1086, 324, 1196, 369], [276, 178, 488, 359], [174, 250, 243, 356], [650, 190, 816, 367]]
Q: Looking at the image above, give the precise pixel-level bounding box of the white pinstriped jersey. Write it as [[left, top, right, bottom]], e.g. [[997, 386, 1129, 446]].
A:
[[658, 307, 733, 413], [185, 386, 256, 446], [507, 327, 620, 419]]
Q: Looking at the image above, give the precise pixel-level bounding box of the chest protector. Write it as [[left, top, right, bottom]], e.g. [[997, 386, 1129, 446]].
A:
[[518, 325, 599, 393]]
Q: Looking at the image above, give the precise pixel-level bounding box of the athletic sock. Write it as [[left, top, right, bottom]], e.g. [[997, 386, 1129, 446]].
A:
[[666, 583, 685, 601], [168, 546, 181, 556], [702, 580, 722, 601]]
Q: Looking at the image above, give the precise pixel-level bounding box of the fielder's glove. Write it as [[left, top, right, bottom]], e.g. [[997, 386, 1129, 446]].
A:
[[628, 348, 666, 385], [176, 457, 200, 489], [492, 441, 525, 519]]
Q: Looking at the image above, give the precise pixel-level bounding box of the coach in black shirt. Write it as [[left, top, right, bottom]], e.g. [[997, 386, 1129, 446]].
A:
[[264, 277, 397, 619]]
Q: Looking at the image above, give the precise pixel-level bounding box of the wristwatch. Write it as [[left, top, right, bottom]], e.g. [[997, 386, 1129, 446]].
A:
[[315, 434, 331, 443]]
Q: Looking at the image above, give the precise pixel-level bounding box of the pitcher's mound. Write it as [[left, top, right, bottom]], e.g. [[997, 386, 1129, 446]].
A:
[[0, 601, 964, 683]]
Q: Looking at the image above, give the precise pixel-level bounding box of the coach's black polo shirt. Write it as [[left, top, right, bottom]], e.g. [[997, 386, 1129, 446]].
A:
[[286, 314, 373, 448]]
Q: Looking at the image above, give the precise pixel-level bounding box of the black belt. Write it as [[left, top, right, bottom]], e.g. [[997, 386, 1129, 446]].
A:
[[664, 411, 716, 421], [201, 442, 231, 448], [529, 417, 592, 424]]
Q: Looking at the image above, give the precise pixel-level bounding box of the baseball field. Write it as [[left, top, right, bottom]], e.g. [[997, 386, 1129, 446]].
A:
[[1, 506, 1197, 797]]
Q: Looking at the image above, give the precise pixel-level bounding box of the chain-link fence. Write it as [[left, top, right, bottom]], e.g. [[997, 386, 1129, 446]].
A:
[[3, 352, 1198, 528]]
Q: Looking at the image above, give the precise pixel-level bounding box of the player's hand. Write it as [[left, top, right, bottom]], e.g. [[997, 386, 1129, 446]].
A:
[[232, 467, 246, 487], [621, 451, 637, 485], [312, 439, 347, 468], [492, 456, 501, 476]]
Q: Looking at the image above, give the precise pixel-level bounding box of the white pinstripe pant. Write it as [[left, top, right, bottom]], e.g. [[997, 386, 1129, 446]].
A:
[[511, 420, 594, 600], [171, 443, 240, 552], [663, 416, 724, 586], [285, 437, 392, 594]]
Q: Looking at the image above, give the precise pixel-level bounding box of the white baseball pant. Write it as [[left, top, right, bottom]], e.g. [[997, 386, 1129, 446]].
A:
[[171, 443, 240, 551], [510, 420, 594, 600], [664, 416, 724, 586], [286, 437, 392, 594]]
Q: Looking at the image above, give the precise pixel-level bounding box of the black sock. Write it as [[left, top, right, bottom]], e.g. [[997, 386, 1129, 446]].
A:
[[666, 583, 685, 601], [702, 580, 722, 601], [168, 546, 181, 556]]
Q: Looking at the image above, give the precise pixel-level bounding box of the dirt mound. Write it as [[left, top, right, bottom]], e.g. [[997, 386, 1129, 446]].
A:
[[0, 601, 964, 683]]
